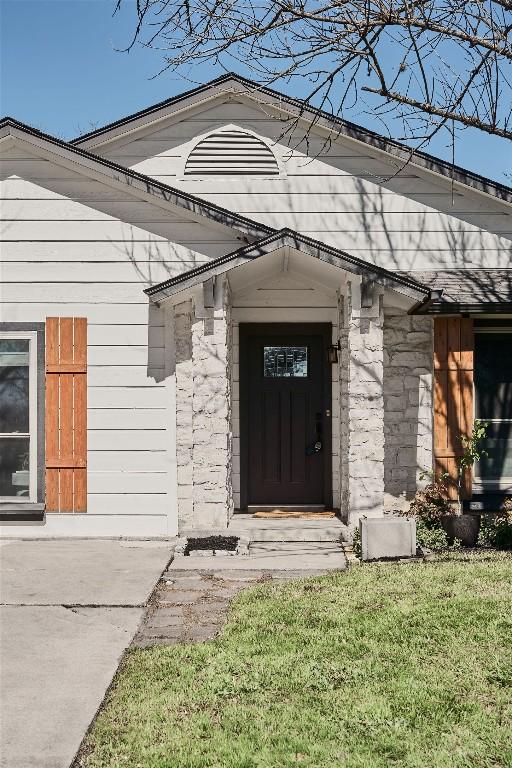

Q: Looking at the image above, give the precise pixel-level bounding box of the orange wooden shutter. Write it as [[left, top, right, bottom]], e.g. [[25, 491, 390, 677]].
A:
[[45, 317, 87, 512], [433, 317, 474, 500]]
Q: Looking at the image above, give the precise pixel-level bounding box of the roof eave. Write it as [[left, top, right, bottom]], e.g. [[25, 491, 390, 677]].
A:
[[0, 117, 272, 240], [410, 301, 512, 315], [145, 229, 430, 303], [71, 74, 512, 206]]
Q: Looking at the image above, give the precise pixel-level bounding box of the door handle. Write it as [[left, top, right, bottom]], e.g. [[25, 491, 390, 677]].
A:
[[306, 413, 323, 455]]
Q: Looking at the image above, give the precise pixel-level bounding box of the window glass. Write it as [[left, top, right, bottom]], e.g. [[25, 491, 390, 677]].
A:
[[475, 333, 512, 481], [263, 346, 308, 378], [0, 337, 32, 498], [0, 339, 30, 433], [0, 437, 30, 497]]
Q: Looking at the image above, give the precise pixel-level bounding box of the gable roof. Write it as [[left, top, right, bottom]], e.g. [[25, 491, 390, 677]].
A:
[[72, 73, 512, 206], [144, 227, 432, 303], [0, 116, 272, 240]]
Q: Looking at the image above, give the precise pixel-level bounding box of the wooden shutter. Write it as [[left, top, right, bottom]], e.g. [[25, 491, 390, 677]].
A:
[[433, 317, 474, 500], [45, 317, 87, 512]]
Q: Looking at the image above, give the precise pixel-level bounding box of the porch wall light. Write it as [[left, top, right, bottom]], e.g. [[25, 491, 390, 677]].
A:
[[327, 340, 341, 364]]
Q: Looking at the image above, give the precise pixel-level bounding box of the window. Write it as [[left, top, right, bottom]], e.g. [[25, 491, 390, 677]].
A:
[[474, 329, 512, 487], [0, 334, 37, 500], [263, 346, 308, 378], [0, 325, 44, 509]]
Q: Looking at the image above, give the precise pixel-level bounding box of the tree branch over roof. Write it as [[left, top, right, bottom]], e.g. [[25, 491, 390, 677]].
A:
[[115, 0, 512, 145]]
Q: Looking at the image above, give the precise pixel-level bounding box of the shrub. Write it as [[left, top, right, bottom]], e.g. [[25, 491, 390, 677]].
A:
[[479, 511, 512, 549], [352, 526, 361, 558], [402, 473, 454, 551], [415, 519, 450, 551], [407, 477, 453, 527]]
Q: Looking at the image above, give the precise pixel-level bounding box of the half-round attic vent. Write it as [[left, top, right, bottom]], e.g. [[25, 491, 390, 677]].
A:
[[185, 130, 279, 176]]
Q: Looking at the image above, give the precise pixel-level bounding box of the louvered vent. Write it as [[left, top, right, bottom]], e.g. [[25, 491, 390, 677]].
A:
[[185, 130, 279, 175]]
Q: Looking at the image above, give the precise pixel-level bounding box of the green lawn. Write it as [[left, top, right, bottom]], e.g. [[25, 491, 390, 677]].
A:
[[81, 553, 512, 768]]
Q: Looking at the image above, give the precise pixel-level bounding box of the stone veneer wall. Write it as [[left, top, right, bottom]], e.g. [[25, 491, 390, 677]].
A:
[[174, 287, 233, 532], [383, 312, 433, 511], [174, 300, 194, 529], [339, 288, 385, 524]]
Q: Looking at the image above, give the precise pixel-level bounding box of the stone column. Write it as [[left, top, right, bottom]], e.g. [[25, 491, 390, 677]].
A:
[[173, 282, 233, 532], [191, 284, 233, 529], [340, 280, 385, 526], [174, 300, 194, 530]]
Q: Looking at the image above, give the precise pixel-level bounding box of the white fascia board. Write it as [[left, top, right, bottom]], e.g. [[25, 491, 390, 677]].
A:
[[72, 76, 511, 209], [0, 129, 262, 240], [76, 84, 239, 150]]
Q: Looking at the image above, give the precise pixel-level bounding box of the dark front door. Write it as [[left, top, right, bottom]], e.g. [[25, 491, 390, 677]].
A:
[[240, 324, 332, 508]]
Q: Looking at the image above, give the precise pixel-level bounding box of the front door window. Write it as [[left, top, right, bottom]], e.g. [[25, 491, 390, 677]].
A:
[[263, 346, 308, 378]]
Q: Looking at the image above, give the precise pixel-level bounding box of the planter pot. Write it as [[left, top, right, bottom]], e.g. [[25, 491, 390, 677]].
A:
[[441, 514, 481, 547]]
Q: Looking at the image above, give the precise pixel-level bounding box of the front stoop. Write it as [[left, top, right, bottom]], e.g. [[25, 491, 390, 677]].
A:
[[171, 514, 349, 571]]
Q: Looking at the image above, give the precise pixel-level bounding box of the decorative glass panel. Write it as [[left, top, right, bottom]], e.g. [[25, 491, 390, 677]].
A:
[[0, 339, 30, 433], [0, 437, 30, 497], [263, 346, 308, 378]]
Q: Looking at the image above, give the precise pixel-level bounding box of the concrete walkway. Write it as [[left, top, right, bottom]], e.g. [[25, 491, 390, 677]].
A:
[[133, 543, 346, 647], [0, 539, 174, 768]]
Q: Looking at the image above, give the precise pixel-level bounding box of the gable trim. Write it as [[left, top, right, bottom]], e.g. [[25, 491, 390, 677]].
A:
[[144, 228, 431, 302], [0, 117, 273, 240], [71, 73, 511, 206]]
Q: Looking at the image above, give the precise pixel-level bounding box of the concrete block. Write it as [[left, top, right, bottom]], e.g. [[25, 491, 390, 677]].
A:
[[360, 517, 416, 561]]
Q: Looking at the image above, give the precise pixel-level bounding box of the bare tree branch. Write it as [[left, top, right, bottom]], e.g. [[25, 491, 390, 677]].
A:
[[115, 0, 512, 144]]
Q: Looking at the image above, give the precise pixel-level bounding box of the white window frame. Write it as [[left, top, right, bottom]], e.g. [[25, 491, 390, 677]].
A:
[[474, 326, 512, 490], [0, 330, 38, 503]]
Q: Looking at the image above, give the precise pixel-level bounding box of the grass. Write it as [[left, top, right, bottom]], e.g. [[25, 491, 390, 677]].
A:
[[81, 552, 512, 768]]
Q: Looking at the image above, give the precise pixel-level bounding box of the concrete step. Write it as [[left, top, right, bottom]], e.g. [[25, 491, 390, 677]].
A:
[[244, 527, 344, 543], [229, 515, 348, 543], [249, 542, 343, 555], [170, 551, 346, 571]]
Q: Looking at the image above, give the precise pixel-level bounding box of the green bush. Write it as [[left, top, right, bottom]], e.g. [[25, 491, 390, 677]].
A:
[[415, 519, 450, 551], [407, 479, 453, 526], [352, 526, 361, 558], [479, 512, 512, 549]]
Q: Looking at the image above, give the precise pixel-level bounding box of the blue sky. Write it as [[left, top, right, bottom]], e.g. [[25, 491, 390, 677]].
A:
[[1, 0, 510, 185]]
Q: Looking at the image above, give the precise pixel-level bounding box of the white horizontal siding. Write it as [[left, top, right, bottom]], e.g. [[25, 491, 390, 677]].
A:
[[0, 284, 152, 303], [87, 325, 164, 346], [0, 241, 233, 262], [97, 96, 511, 266], [86, 346, 164, 367], [88, 451, 169, 472], [0, 261, 207, 284], [85, 494, 168, 514], [0, 147, 243, 536], [0, 514, 170, 538], [87, 387, 169, 409], [0, 197, 193, 222], [88, 368, 166, 387], [0, 303, 160, 324], [88, 471, 167, 494], [88, 408, 165, 429]]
